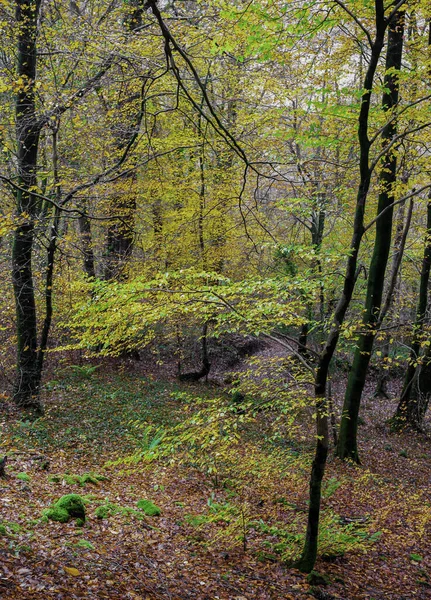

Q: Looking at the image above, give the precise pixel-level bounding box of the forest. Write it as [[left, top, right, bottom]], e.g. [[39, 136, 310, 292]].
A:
[[0, 0, 430, 598]]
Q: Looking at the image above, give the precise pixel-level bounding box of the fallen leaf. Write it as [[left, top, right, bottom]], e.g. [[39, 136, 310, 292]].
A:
[[64, 567, 80, 577]]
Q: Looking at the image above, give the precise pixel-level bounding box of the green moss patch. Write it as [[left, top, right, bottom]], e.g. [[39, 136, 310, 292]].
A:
[[94, 500, 143, 521], [44, 494, 86, 523], [137, 499, 161, 516], [49, 472, 107, 486], [75, 539, 94, 550]]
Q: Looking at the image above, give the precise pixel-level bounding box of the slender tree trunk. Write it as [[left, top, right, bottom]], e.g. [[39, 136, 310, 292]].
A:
[[37, 129, 62, 377], [78, 206, 96, 279], [337, 12, 404, 462], [393, 20, 431, 429], [104, 188, 136, 281], [374, 198, 413, 397], [296, 4, 387, 571], [104, 1, 144, 281], [394, 195, 431, 428], [299, 192, 326, 356], [296, 391, 329, 572], [12, 0, 42, 411]]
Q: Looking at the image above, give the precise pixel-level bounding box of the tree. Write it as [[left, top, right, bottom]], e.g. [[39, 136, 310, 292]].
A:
[[337, 7, 405, 463], [393, 194, 431, 428], [392, 19, 431, 430], [12, 0, 43, 410], [9, 0, 115, 409]]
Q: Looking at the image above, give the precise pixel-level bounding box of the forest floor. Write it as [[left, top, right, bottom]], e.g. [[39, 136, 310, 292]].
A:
[[0, 349, 430, 600]]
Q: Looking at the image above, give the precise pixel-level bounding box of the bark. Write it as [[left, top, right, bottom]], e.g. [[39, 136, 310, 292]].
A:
[[337, 11, 404, 462], [12, 0, 43, 411]]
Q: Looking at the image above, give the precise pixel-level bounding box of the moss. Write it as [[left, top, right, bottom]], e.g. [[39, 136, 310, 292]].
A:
[[49, 472, 107, 486], [95, 501, 143, 521], [44, 507, 70, 523], [64, 474, 80, 485], [95, 504, 112, 519], [137, 499, 161, 516], [16, 472, 31, 482], [80, 473, 106, 485], [44, 494, 86, 523], [0, 525, 8, 535], [76, 539, 94, 550]]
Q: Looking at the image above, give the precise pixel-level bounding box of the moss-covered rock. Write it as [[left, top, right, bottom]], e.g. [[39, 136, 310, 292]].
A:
[[44, 494, 86, 523], [137, 499, 161, 516]]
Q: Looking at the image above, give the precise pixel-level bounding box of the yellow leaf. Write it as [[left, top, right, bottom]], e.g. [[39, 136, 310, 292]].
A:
[[64, 567, 80, 577]]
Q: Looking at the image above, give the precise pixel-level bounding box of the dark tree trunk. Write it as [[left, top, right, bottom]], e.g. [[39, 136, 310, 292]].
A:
[[78, 208, 96, 279], [374, 198, 413, 398], [337, 11, 404, 462], [12, 0, 42, 411], [37, 129, 62, 377], [178, 322, 211, 382], [394, 196, 431, 429], [298, 191, 326, 356], [104, 189, 136, 281], [296, 392, 328, 572], [296, 5, 387, 572]]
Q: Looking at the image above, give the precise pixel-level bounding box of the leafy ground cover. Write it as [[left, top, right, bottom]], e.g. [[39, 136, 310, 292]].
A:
[[0, 363, 430, 599]]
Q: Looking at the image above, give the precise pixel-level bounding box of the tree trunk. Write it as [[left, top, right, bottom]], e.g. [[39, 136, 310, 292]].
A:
[[78, 207, 96, 279], [37, 129, 62, 377], [296, 5, 387, 571], [296, 392, 328, 572], [12, 0, 42, 411], [394, 195, 431, 428], [104, 189, 136, 281], [374, 197, 413, 398], [337, 11, 404, 462], [103, 1, 144, 281]]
